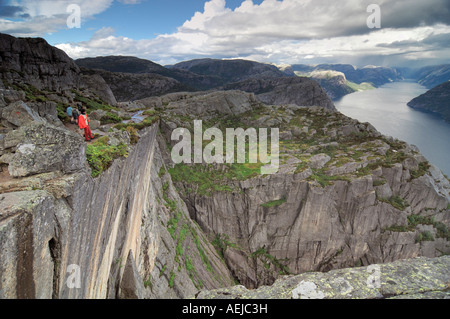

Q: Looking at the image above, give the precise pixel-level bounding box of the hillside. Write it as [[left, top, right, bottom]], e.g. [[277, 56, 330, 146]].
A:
[[170, 58, 287, 83], [411, 65, 450, 89], [408, 81, 450, 122], [75, 55, 335, 109]]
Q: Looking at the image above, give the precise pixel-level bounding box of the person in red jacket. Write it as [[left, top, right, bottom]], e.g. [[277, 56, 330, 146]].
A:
[[78, 109, 94, 141]]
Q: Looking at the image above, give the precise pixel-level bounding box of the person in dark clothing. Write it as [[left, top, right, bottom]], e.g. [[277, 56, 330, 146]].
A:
[[72, 107, 79, 124]]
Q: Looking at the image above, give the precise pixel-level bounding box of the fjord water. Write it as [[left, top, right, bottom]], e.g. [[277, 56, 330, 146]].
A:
[[335, 81, 450, 176]]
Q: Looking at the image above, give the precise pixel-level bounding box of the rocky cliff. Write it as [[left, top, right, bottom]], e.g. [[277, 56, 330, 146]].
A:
[[0, 33, 116, 107], [0, 33, 449, 300], [156, 94, 449, 290], [0, 119, 235, 299]]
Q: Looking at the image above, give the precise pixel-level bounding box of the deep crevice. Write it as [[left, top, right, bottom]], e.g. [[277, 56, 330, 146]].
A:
[[48, 237, 61, 299]]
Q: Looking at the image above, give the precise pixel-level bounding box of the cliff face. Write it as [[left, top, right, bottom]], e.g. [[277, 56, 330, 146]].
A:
[[0, 33, 82, 92], [0, 33, 116, 106], [0, 122, 234, 299], [156, 94, 450, 289]]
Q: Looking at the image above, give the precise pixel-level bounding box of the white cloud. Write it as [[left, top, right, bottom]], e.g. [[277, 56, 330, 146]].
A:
[[2, 0, 114, 37], [5, 0, 450, 66]]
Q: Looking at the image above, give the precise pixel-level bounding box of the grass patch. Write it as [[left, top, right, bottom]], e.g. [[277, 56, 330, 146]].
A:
[[261, 197, 287, 208], [212, 234, 238, 259], [169, 271, 175, 288], [384, 214, 449, 240], [100, 112, 123, 125], [75, 93, 115, 113], [86, 137, 128, 178], [250, 247, 290, 276], [169, 162, 263, 197], [410, 162, 431, 179], [416, 231, 435, 243], [379, 195, 410, 211], [307, 169, 351, 187], [373, 179, 387, 187]]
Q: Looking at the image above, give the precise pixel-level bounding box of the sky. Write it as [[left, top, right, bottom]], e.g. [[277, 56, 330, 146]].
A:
[[0, 0, 449, 67]]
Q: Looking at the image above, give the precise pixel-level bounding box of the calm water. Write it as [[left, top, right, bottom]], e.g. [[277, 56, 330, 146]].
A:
[[335, 81, 450, 176]]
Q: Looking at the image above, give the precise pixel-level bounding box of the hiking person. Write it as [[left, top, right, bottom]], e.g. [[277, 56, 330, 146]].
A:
[[78, 109, 94, 142], [66, 105, 74, 123], [72, 107, 80, 124]]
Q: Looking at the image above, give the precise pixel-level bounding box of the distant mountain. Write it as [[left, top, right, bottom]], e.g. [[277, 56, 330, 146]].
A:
[[76, 55, 167, 74], [76, 56, 224, 92], [223, 76, 336, 111], [292, 64, 402, 87], [79, 67, 192, 102], [407, 81, 450, 122], [76, 56, 340, 106], [302, 70, 357, 101], [409, 65, 450, 89], [169, 58, 287, 83]]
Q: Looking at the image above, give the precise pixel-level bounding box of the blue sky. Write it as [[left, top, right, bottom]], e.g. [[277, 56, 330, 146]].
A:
[[1, 0, 449, 67], [43, 0, 263, 44]]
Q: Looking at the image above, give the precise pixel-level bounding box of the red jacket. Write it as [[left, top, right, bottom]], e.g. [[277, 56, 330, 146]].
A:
[[78, 114, 90, 129]]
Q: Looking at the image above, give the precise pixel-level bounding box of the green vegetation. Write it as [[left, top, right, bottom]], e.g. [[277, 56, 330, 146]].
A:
[[100, 112, 123, 125], [86, 136, 128, 178], [250, 247, 290, 276], [167, 211, 182, 240], [373, 179, 387, 187], [410, 162, 431, 179], [307, 169, 351, 187], [169, 271, 175, 288], [346, 81, 375, 92], [408, 215, 449, 240], [261, 197, 287, 208], [169, 162, 264, 197], [416, 231, 435, 243], [384, 214, 449, 241], [57, 102, 69, 121], [113, 114, 160, 131], [74, 93, 115, 113], [126, 126, 140, 145], [379, 195, 410, 211], [143, 276, 153, 290], [212, 234, 238, 258]]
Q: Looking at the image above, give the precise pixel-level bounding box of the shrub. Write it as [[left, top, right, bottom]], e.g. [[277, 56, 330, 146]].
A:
[[86, 137, 128, 178], [261, 197, 287, 208], [416, 231, 435, 243], [100, 112, 123, 125]]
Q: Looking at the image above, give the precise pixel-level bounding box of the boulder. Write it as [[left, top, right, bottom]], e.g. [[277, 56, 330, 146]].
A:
[[309, 154, 332, 169], [1, 101, 43, 127], [90, 120, 101, 130], [8, 122, 86, 177]]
